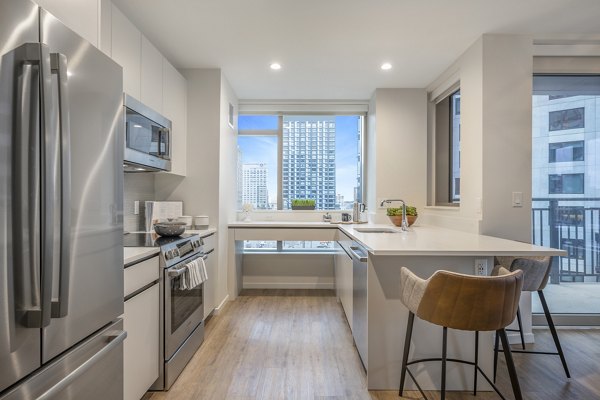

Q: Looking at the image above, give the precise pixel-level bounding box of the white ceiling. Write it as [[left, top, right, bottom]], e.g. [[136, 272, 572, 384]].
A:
[[112, 0, 600, 100]]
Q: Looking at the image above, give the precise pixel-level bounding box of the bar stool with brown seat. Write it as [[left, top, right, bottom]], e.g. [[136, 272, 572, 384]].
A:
[[491, 256, 570, 382], [399, 267, 524, 400]]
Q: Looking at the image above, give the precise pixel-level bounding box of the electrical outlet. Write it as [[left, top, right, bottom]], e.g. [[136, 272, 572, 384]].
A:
[[474, 259, 488, 276], [134, 201, 140, 215]]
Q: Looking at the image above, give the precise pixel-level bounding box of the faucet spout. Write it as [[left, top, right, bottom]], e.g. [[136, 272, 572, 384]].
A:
[[380, 199, 409, 231]]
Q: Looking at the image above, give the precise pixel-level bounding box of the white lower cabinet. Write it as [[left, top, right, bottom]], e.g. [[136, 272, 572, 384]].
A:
[[335, 242, 353, 330], [123, 255, 159, 400]]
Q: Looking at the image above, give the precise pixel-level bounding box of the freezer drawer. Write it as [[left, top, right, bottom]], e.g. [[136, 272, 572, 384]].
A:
[[0, 320, 126, 400]]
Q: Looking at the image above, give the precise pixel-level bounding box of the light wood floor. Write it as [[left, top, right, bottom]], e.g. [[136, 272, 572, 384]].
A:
[[145, 289, 600, 400]]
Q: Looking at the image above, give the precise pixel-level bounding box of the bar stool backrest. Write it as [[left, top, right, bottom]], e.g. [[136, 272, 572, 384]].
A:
[[495, 256, 552, 291], [413, 269, 523, 331]]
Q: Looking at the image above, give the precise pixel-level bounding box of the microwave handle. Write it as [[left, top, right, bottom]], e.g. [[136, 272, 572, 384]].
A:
[[159, 128, 170, 159]]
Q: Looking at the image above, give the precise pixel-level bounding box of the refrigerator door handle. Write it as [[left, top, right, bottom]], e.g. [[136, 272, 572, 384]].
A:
[[10, 43, 46, 330], [49, 53, 71, 319], [35, 330, 127, 400], [39, 43, 56, 328]]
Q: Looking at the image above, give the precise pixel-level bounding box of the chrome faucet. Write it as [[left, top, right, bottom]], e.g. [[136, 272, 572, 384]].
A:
[[380, 199, 409, 231]]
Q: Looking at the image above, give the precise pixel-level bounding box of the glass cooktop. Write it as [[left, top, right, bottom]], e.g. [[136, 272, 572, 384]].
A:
[[123, 232, 196, 248]]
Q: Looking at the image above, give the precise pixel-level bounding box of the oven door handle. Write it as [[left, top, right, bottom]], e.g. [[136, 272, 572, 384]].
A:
[[168, 252, 210, 277], [168, 265, 188, 277]]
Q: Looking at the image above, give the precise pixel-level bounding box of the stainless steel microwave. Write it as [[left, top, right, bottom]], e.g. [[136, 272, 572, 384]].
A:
[[123, 94, 172, 172]]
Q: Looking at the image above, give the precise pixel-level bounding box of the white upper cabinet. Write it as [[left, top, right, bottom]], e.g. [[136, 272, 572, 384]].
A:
[[141, 36, 163, 113], [35, 0, 99, 47], [111, 3, 141, 99], [162, 59, 187, 176]]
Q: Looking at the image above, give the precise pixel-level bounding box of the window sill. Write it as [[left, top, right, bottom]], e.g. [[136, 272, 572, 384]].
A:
[[423, 205, 460, 212], [242, 250, 336, 255]]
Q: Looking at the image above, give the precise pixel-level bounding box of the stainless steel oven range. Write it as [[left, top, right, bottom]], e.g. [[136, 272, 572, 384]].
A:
[[124, 233, 211, 390]]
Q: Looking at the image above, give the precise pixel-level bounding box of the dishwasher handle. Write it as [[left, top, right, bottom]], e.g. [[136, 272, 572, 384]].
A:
[[349, 246, 368, 263]]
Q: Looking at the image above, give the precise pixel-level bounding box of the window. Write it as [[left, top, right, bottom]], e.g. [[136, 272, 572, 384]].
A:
[[549, 107, 584, 131], [243, 240, 334, 252], [433, 88, 461, 205], [560, 238, 585, 260], [548, 173, 584, 194], [237, 114, 364, 210], [549, 141, 584, 162]]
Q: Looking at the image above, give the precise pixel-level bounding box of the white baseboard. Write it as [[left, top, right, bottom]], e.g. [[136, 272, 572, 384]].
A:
[[242, 282, 334, 290], [213, 294, 229, 315], [506, 331, 535, 345]]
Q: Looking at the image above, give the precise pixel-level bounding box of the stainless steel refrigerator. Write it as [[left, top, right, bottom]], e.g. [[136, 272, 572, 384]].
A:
[[0, 0, 125, 398]]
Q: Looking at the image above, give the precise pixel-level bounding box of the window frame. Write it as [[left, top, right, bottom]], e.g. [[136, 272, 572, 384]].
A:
[[548, 140, 585, 163], [548, 173, 585, 194], [431, 85, 461, 207], [238, 113, 365, 211]]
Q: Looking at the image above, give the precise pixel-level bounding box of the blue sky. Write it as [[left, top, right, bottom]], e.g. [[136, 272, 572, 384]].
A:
[[238, 115, 360, 204]]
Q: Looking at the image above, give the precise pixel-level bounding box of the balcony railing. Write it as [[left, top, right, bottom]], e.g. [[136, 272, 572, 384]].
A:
[[532, 198, 600, 284]]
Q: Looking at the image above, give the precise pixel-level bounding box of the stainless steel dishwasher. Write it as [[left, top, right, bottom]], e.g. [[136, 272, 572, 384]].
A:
[[349, 242, 368, 369]]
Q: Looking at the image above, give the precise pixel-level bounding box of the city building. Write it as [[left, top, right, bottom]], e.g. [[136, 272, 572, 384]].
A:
[[532, 91, 600, 282], [241, 163, 269, 209], [282, 116, 336, 209]]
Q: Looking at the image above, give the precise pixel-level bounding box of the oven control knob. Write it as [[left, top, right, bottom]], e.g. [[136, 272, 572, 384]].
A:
[[164, 251, 171, 260]]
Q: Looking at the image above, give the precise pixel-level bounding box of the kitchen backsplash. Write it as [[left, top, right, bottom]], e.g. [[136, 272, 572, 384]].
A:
[[124, 173, 158, 232]]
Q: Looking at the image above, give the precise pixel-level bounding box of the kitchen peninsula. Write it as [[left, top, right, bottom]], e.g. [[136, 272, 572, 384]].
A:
[[227, 222, 564, 390]]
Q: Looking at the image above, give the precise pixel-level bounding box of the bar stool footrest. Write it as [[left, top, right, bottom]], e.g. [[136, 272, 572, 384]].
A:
[[404, 357, 508, 400]]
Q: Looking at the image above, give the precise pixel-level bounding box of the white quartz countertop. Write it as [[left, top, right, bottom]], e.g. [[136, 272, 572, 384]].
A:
[[228, 221, 565, 257], [186, 228, 217, 237], [340, 224, 565, 256], [123, 247, 160, 266], [229, 221, 340, 228]]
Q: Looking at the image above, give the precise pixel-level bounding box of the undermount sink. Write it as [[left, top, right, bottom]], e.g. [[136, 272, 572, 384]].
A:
[[354, 227, 398, 233]]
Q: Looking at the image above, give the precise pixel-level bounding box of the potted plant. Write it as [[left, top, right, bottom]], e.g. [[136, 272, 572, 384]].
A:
[[387, 206, 418, 227], [291, 199, 316, 210]]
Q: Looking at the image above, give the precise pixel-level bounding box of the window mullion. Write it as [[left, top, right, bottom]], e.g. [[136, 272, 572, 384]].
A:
[[277, 115, 283, 210]]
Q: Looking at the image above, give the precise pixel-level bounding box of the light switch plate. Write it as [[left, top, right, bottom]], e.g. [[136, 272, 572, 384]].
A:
[[134, 200, 139, 215], [512, 192, 523, 207]]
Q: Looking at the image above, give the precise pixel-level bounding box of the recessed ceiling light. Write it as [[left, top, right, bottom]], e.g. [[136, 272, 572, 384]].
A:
[[381, 63, 392, 70], [270, 63, 282, 70]]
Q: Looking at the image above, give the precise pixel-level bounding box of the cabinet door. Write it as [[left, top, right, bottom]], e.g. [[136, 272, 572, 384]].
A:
[[35, 0, 99, 47], [124, 285, 159, 400], [141, 36, 163, 113], [111, 4, 141, 98], [162, 59, 187, 176]]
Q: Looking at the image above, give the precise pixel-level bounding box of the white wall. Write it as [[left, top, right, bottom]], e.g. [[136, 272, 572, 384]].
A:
[[480, 35, 533, 241], [217, 75, 238, 304], [423, 34, 534, 241], [366, 89, 428, 223], [243, 254, 334, 289], [155, 69, 238, 310]]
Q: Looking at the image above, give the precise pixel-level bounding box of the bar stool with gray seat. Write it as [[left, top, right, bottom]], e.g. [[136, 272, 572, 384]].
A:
[[399, 267, 524, 400], [492, 256, 570, 382]]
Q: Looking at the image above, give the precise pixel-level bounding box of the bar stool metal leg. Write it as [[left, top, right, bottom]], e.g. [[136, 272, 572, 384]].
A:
[[538, 290, 571, 378], [473, 331, 479, 396], [516, 308, 526, 350], [498, 328, 523, 400], [441, 327, 447, 400], [493, 331, 499, 383], [399, 312, 415, 396]]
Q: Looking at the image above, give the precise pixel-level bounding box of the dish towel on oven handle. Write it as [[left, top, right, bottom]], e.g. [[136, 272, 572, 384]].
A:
[[180, 257, 208, 290]]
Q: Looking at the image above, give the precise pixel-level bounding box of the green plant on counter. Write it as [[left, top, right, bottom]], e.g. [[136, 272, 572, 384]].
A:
[[291, 199, 316, 207], [386, 206, 417, 217]]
